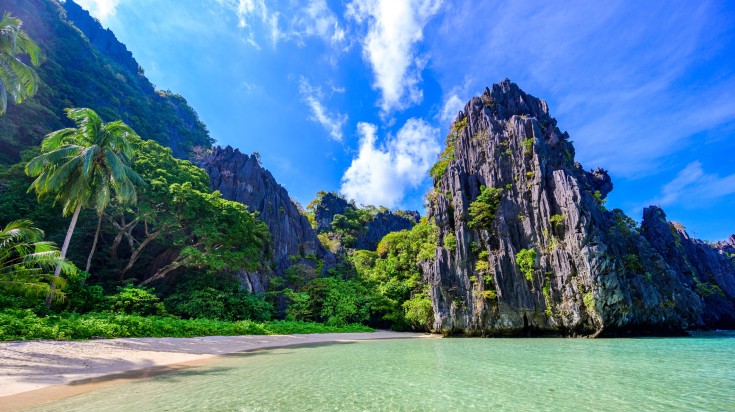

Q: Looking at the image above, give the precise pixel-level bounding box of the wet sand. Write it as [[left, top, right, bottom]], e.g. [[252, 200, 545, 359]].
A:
[[0, 331, 432, 410]]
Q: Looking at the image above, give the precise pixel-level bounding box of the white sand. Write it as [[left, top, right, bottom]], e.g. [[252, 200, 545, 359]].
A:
[[0, 331, 430, 404]]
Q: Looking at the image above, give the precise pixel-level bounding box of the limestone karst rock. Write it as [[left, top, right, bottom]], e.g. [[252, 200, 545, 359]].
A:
[[424, 79, 735, 336], [199, 146, 334, 292], [312, 192, 420, 251]]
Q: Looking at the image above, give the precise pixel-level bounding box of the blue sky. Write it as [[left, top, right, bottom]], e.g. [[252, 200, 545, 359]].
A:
[[76, 0, 735, 241]]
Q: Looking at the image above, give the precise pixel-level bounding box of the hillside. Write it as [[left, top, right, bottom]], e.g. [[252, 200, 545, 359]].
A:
[[0, 0, 212, 163]]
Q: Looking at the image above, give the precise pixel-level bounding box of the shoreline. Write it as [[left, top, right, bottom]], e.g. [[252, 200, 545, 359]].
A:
[[0, 331, 433, 411]]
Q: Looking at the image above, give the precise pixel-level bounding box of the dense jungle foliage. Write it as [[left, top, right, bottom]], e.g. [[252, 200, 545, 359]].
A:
[[0, 1, 439, 340]]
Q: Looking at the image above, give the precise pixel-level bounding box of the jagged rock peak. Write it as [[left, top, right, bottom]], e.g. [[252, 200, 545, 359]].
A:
[[199, 146, 334, 291], [472, 79, 553, 123], [423, 79, 735, 336]]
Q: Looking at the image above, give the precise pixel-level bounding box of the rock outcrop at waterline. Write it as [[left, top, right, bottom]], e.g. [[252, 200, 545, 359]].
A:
[[424, 79, 735, 336], [199, 146, 334, 291]]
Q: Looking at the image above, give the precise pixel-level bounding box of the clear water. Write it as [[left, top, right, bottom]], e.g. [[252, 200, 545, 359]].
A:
[[28, 333, 735, 411]]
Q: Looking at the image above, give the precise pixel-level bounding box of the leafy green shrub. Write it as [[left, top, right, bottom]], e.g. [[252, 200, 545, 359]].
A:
[[693, 277, 726, 298], [515, 248, 537, 282], [58, 270, 106, 313], [0, 310, 373, 341], [482, 290, 497, 300], [163, 274, 273, 322], [593, 190, 607, 205], [166, 287, 272, 322], [444, 233, 457, 251], [300, 277, 372, 326], [283, 289, 313, 322], [105, 285, 166, 316], [430, 117, 467, 183], [402, 292, 434, 330], [352, 219, 437, 330], [468, 186, 503, 229], [583, 292, 595, 312], [623, 254, 644, 273], [522, 137, 535, 153], [549, 214, 565, 227]]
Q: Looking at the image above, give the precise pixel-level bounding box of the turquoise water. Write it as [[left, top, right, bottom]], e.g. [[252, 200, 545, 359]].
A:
[[29, 333, 735, 411]]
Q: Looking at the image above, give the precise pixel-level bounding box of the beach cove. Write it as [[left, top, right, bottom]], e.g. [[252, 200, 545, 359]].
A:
[[0, 331, 430, 410]]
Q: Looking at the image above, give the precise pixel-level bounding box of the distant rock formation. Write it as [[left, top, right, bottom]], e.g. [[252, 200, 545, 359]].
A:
[[199, 146, 334, 292], [358, 210, 420, 251], [314, 192, 351, 233], [311, 192, 420, 251], [423, 79, 735, 336]]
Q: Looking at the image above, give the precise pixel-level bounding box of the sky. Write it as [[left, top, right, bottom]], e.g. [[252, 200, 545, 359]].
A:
[[74, 0, 735, 241]]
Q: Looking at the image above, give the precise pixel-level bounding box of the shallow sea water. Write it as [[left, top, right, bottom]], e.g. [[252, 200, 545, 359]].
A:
[[28, 332, 735, 411]]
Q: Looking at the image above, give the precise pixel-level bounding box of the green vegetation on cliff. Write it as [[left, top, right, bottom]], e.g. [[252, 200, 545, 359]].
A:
[[0, 0, 212, 164]]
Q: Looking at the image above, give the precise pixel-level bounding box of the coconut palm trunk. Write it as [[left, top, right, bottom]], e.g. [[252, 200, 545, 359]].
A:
[[45, 203, 81, 307], [85, 213, 103, 273]]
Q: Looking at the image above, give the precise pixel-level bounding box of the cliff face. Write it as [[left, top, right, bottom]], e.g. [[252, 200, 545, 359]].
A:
[[425, 80, 735, 336], [312, 192, 420, 251], [200, 146, 334, 291], [641, 208, 735, 326], [0, 0, 212, 163]]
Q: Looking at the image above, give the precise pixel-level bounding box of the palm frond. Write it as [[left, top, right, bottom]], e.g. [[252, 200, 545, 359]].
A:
[[41, 128, 77, 151], [16, 31, 44, 67]]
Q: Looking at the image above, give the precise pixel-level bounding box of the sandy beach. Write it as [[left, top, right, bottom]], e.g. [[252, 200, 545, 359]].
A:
[[0, 331, 430, 410]]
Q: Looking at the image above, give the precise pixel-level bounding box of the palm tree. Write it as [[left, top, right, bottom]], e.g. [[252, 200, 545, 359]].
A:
[[25, 108, 144, 291], [0, 219, 72, 302], [0, 11, 45, 115]]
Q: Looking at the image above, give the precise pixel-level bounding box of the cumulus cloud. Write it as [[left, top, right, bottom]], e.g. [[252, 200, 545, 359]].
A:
[[340, 118, 440, 207], [74, 0, 121, 23], [221, 0, 345, 49], [347, 0, 443, 113], [647, 161, 735, 208], [298, 77, 348, 141]]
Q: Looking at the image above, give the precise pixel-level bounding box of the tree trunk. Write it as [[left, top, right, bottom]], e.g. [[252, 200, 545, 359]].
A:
[[139, 259, 186, 286], [121, 228, 162, 275], [46, 203, 82, 307], [85, 213, 103, 273]]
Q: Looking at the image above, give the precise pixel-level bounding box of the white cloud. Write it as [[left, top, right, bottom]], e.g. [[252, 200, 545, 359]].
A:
[[440, 94, 464, 124], [340, 118, 440, 207], [647, 161, 735, 208], [291, 0, 347, 47], [220, 0, 345, 49], [347, 0, 443, 113], [74, 0, 121, 23], [298, 77, 348, 142]]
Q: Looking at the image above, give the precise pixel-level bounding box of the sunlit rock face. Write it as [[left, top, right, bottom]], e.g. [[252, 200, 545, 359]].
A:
[[423, 79, 735, 336], [200, 146, 334, 292]]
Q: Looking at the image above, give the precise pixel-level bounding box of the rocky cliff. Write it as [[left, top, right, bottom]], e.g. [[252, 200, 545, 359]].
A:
[[311, 192, 420, 251], [424, 79, 735, 336], [200, 146, 334, 291]]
